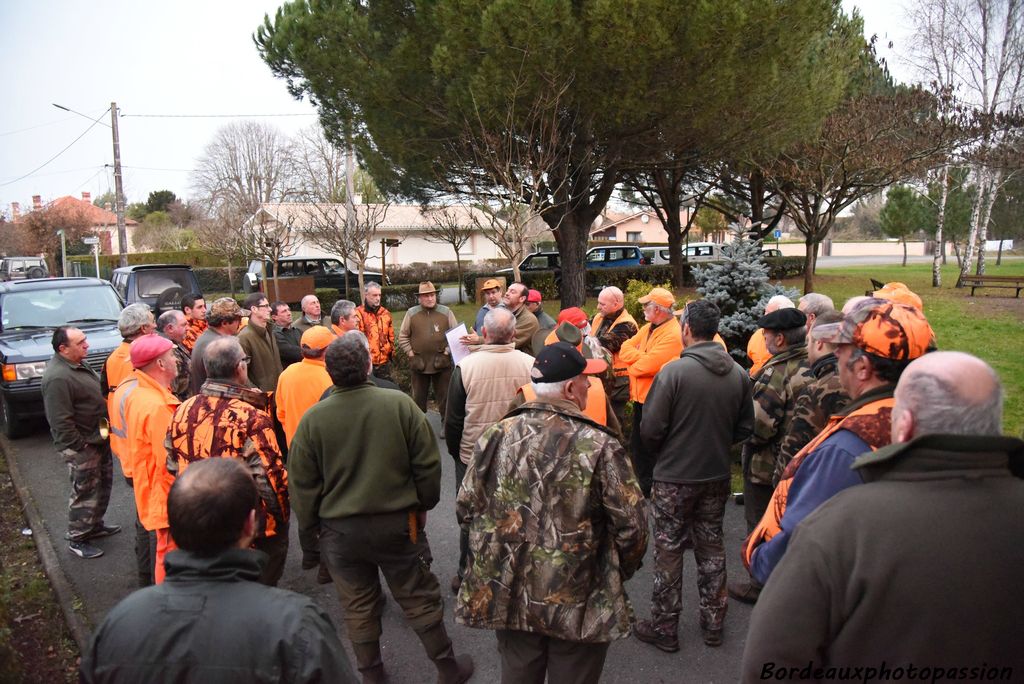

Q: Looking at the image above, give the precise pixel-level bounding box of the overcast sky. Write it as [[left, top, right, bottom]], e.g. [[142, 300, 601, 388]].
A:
[[0, 0, 913, 214]]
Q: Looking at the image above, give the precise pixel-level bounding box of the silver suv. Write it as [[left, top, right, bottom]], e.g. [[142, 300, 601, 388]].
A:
[[0, 257, 48, 281]]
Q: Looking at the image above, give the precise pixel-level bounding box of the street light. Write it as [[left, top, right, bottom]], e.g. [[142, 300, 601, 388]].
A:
[[51, 102, 128, 268]]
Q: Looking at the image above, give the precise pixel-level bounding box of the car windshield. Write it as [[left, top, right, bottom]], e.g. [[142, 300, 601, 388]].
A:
[[136, 270, 194, 297], [1, 285, 122, 330]]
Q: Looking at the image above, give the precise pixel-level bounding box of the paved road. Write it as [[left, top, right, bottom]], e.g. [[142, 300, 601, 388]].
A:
[[8, 413, 755, 682]]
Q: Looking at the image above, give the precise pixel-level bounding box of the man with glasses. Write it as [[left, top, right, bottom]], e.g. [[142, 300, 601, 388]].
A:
[[238, 293, 284, 392], [189, 298, 247, 395], [167, 336, 290, 586]]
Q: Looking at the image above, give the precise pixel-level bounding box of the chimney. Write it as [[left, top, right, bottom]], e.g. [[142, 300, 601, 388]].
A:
[[82, 191, 91, 203], [10, 202, 20, 220], [32, 195, 42, 210]]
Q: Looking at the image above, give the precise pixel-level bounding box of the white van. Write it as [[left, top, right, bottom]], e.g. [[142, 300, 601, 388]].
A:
[[641, 243, 724, 264]]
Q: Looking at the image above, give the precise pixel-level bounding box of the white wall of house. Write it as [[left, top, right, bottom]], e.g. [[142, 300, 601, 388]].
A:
[[292, 230, 510, 267]]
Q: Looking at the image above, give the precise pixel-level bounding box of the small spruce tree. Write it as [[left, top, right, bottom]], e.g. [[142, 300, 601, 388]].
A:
[[694, 224, 797, 360]]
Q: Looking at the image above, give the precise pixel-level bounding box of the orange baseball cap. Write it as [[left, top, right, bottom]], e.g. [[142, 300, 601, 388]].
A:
[[481, 278, 502, 291], [812, 298, 932, 361], [638, 287, 675, 309], [301, 326, 336, 351]]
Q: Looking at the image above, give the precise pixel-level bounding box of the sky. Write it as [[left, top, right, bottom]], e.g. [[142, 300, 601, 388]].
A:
[[0, 0, 915, 215]]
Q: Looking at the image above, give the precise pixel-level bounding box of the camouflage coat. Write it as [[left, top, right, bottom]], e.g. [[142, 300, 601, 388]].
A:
[[455, 398, 648, 642], [775, 353, 849, 483], [744, 344, 813, 486]]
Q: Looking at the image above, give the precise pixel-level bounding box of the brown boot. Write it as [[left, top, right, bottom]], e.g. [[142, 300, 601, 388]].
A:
[[351, 641, 387, 684], [416, 623, 474, 684]]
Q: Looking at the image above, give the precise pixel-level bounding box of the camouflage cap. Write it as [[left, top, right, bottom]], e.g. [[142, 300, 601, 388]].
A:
[[812, 298, 932, 361], [209, 297, 249, 320]]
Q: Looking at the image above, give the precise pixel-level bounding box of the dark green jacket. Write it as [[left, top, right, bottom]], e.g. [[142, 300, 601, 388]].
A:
[[80, 548, 356, 683], [238, 322, 283, 392], [41, 354, 106, 451], [743, 433, 1024, 680], [288, 382, 441, 542]]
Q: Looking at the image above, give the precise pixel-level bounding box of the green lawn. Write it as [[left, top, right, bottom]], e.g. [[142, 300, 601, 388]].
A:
[[378, 261, 1024, 436]]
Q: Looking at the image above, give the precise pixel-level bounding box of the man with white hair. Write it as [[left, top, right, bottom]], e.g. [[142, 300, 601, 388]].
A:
[[293, 294, 326, 334], [797, 292, 834, 330], [456, 342, 647, 683], [747, 295, 794, 377], [591, 286, 638, 430], [445, 307, 534, 594], [742, 351, 1023, 680]]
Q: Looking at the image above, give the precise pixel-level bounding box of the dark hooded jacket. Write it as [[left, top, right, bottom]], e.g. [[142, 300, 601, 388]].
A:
[[640, 341, 754, 483]]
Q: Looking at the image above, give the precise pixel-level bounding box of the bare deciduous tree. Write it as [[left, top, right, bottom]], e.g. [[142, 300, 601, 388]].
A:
[[420, 205, 476, 303]]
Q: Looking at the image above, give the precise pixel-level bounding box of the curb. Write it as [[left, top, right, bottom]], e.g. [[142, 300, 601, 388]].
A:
[[1, 434, 91, 652]]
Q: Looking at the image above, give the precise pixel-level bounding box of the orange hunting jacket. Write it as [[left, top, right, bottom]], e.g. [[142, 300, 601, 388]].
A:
[[123, 370, 180, 531], [618, 317, 683, 404]]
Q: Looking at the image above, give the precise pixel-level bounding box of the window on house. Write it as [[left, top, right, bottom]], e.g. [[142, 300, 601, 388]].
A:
[[626, 232, 642, 243]]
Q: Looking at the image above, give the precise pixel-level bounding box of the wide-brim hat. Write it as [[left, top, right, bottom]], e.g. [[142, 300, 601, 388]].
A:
[[417, 281, 438, 295]]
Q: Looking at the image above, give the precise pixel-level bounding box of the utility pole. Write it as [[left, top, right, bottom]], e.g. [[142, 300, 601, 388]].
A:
[[110, 102, 128, 267]]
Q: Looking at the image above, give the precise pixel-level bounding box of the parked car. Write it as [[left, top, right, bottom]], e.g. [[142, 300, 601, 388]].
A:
[[110, 264, 202, 317], [640, 243, 726, 264], [0, 256, 48, 281], [498, 245, 643, 278], [243, 257, 385, 294], [0, 277, 124, 437], [761, 248, 784, 258]]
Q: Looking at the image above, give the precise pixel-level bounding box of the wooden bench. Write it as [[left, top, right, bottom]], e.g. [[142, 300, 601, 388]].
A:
[[959, 274, 1024, 297]]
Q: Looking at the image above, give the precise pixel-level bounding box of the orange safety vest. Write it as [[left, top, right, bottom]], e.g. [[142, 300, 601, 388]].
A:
[[741, 396, 896, 568], [592, 308, 638, 378], [108, 376, 139, 477], [518, 380, 608, 426]]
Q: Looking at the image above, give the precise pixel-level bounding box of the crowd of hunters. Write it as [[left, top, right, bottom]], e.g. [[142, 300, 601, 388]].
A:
[[38, 272, 1023, 683]]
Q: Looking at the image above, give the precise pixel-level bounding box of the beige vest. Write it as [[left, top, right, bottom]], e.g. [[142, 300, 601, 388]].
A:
[[458, 344, 535, 464]]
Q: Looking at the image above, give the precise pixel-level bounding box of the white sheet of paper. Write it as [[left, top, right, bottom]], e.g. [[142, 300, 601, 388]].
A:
[[446, 323, 470, 366]]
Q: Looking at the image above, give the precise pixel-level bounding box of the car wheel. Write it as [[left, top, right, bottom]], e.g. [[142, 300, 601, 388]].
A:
[[0, 393, 26, 439], [27, 266, 45, 279]]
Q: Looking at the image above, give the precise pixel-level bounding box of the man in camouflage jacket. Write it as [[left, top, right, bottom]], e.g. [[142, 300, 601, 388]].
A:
[[165, 336, 289, 587], [740, 308, 813, 532], [456, 342, 647, 684], [776, 310, 849, 482]]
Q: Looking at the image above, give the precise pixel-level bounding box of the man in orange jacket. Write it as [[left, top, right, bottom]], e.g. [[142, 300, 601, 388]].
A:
[[275, 327, 335, 447], [619, 287, 683, 496], [357, 281, 395, 381], [122, 334, 181, 584]]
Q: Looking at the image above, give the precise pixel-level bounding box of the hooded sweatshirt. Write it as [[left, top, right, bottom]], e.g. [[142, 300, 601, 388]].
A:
[[640, 341, 754, 483]]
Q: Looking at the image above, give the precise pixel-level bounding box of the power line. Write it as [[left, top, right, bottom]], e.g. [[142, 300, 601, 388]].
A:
[[0, 111, 109, 187], [0, 116, 79, 138], [121, 164, 194, 172], [122, 112, 316, 119]]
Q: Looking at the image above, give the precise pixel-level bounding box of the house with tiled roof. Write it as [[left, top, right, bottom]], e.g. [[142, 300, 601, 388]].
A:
[[589, 208, 695, 243], [12, 192, 140, 253], [251, 202, 554, 267]]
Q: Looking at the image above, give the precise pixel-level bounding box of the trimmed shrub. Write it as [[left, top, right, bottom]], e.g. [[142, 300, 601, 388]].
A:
[[316, 288, 341, 313], [624, 277, 673, 321], [193, 267, 246, 294], [383, 283, 447, 312], [68, 249, 233, 270]]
